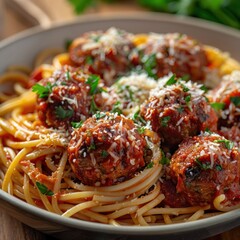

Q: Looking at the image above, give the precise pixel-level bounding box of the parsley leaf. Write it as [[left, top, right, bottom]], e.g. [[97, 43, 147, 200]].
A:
[[137, 126, 146, 134], [230, 96, 240, 107], [214, 139, 234, 150], [210, 102, 225, 111], [160, 150, 170, 165], [86, 74, 100, 95], [146, 162, 154, 169], [94, 111, 106, 119], [216, 164, 222, 171], [200, 85, 208, 93], [161, 116, 171, 127], [65, 39, 73, 50], [71, 120, 84, 128], [86, 56, 94, 65], [165, 74, 177, 86], [195, 158, 211, 170], [132, 109, 146, 125], [142, 54, 157, 79], [32, 83, 53, 98], [101, 150, 108, 158], [185, 95, 191, 103], [111, 101, 122, 115], [181, 83, 189, 92], [90, 97, 100, 114], [36, 182, 53, 196], [55, 106, 74, 119], [65, 70, 71, 81]]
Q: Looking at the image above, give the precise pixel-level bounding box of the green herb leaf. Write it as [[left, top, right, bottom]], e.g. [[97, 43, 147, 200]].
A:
[[181, 83, 189, 92], [32, 83, 53, 98], [71, 120, 84, 128], [214, 139, 234, 150], [210, 102, 225, 110], [230, 96, 240, 107], [55, 106, 74, 119], [67, 0, 95, 14], [165, 74, 177, 86], [111, 101, 122, 115], [161, 116, 171, 127], [216, 164, 222, 171], [200, 85, 208, 93], [85, 56, 94, 65], [132, 109, 146, 125], [185, 95, 191, 103], [146, 162, 154, 169], [137, 126, 146, 134], [195, 158, 211, 170], [36, 182, 53, 196], [86, 74, 100, 95], [101, 150, 108, 158], [88, 143, 96, 151], [90, 97, 100, 114], [65, 70, 71, 81], [160, 150, 170, 165], [142, 54, 157, 79], [94, 111, 106, 119], [177, 106, 184, 113]]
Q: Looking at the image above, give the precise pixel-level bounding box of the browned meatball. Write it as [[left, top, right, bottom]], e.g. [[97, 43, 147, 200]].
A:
[[211, 71, 240, 128], [130, 33, 208, 81], [33, 66, 104, 130], [69, 28, 134, 86], [169, 133, 240, 207], [140, 77, 218, 151], [68, 112, 159, 186]]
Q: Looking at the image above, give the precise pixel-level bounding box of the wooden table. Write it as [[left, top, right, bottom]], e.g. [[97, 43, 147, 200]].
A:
[[0, 0, 240, 239]]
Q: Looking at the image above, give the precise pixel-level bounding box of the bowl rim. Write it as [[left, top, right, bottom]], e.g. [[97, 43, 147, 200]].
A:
[[0, 12, 240, 235]]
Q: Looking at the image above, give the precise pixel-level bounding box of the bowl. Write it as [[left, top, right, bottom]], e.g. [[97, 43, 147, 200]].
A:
[[0, 12, 240, 240]]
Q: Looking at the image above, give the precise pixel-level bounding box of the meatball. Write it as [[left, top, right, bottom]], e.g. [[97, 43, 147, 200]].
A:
[[69, 28, 134, 86], [140, 76, 218, 151], [169, 133, 240, 207], [211, 70, 240, 128], [130, 33, 208, 81], [102, 73, 157, 116], [68, 112, 159, 186], [34, 66, 104, 130]]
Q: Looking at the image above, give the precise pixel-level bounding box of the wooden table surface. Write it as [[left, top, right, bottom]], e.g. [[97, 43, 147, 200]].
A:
[[0, 0, 240, 239]]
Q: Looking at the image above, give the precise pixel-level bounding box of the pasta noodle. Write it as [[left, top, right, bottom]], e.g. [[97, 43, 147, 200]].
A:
[[0, 28, 240, 227]]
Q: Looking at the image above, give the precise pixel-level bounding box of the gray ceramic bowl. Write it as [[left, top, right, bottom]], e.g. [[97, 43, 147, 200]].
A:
[[0, 13, 240, 240]]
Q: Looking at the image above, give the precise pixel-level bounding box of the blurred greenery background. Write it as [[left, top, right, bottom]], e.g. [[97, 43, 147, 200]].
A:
[[68, 0, 240, 29]]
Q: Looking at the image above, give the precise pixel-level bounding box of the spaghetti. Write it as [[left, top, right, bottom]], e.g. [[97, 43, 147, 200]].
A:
[[0, 28, 240, 226]]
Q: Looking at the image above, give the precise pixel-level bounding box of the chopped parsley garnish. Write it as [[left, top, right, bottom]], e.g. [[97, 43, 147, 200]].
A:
[[90, 97, 100, 114], [200, 85, 208, 93], [230, 96, 240, 107], [32, 82, 53, 98], [204, 127, 212, 134], [137, 126, 146, 134], [177, 106, 184, 113], [111, 101, 122, 115], [88, 143, 96, 151], [101, 150, 108, 158], [71, 120, 84, 128], [132, 109, 146, 125], [165, 74, 177, 86], [117, 85, 134, 101], [185, 95, 191, 103], [91, 35, 101, 42], [214, 139, 234, 150], [65, 70, 71, 81], [181, 74, 190, 81], [85, 56, 94, 65], [216, 164, 223, 171], [181, 83, 189, 92], [195, 158, 211, 170], [55, 106, 74, 119], [159, 150, 170, 165], [210, 102, 225, 111], [146, 162, 154, 169], [36, 182, 53, 196], [142, 54, 157, 79], [161, 116, 171, 127], [94, 111, 106, 119], [86, 74, 100, 95]]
